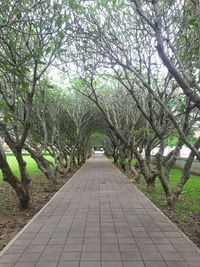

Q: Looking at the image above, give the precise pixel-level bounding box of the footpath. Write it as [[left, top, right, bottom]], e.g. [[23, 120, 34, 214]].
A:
[[0, 155, 200, 267]]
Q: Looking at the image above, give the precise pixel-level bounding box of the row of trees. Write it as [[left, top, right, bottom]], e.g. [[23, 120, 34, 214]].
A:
[[0, 1, 98, 209], [62, 0, 200, 209]]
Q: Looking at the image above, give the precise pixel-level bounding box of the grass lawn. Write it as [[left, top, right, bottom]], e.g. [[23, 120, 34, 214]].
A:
[[137, 168, 200, 213], [116, 159, 200, 214], [0, 154, 54, 182]]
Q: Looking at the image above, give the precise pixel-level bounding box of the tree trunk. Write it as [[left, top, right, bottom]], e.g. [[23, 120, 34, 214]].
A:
[[127, 150, 140, 181], [25, 145, 56, 191], [0, 146, 30, 209], [72, 155, 77, 168], [113, 154, 118, 164], [112, 147, 119, 164], [155, 151, 175, 207], [132, 145, 156, 191], [81, 153, 86, 165], [173, 137, 200, 206], [146, 175, 156, 192], [145, 144, 151, 167], [14, 150, 31, 207], [163, 141, 183, 183], [63, 155, 72, 177]]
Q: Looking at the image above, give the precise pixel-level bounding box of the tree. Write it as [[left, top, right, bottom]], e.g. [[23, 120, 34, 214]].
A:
[[0, 0, 70, 208], [130, 0, 200, 109]]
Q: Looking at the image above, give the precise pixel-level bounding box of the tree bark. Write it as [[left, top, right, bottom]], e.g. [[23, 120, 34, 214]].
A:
[[25, 145, 56, 191], [0, 146, 30, 209], [132, 145, 157, 191], [173, 137, 200, 205], [156, 151, 175, 208]]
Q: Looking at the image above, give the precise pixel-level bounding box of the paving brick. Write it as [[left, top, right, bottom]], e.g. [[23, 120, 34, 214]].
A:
[[82, 244, 100, 251], [141, 251, 163, 261], [179, 251, 200, 262], [0, 264, 14, 267], [144, 261, 167, 267], [0, 254, 21, 264], [102, 252, 122, 261], [137, 244, 157, 252], [159, 251, 184, 261], [156, 244, 176, 252], [121, 251, 142, 261], [36, 262, 57, 267], [118, 238, 136, 244], [57, 261, 79, 267], [4, 247, 25, 255], [80, 261, 101, 267], [188, 263, 200, 267], [101, 238, 118, 244], [132, 231, 149, 238], [63, 244, 82, 252], [166, 262, 189, 267], [102, 262, 123, 267], [66, 237, 83, 244], [123, 263, 145, 267], [119, 244, 139, 252], [18, 253, 41, 262], [81, 251, 100, 261], [14, 263, 36, 267], [60, 252, 81, 261], [101, 244, 119, 251]]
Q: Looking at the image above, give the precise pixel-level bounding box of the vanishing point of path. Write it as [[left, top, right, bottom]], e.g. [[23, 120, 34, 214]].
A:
[[0, 156, 200, 267]]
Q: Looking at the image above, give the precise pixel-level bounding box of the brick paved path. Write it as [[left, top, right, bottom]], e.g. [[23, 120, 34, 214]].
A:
[[0, 156, 200, 267]]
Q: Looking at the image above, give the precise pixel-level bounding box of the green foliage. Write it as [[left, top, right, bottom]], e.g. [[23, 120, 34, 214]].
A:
[[91, 132, 104, 147], [165, 136, 178, 147], [68, 0, 82, 12]]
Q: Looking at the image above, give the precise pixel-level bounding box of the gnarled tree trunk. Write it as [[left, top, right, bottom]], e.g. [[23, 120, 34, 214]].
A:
[[0, 146, 30, 209], [132, 145, 157, 192], [25, 145, 56, 191], [172, 137, 200, 206]]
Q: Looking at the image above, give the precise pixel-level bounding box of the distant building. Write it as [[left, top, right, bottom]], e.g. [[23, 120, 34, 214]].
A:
[[194, 130, 200, 139], [0, 138, 10, 152]]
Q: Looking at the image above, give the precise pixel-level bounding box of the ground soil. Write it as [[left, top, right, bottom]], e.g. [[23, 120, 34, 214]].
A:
[[0, 168, 79, 251], [161, 208, 200, 249]]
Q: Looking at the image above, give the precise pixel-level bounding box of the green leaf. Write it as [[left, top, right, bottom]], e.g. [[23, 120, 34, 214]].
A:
[[59, 31, 65, 38], [64, 14, 70, 21], [8, 40, 15, 48], [46, 84, 54, 89], [0, 16, 6, 24], [16, 12, 22, 19], [189, 18, 198, 27], [100, 0, 109, 6], [68, 0, 80, 10], [37, 46, 43, 56], [46, 47, 51, 55], [56, 14, 63, 27]]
